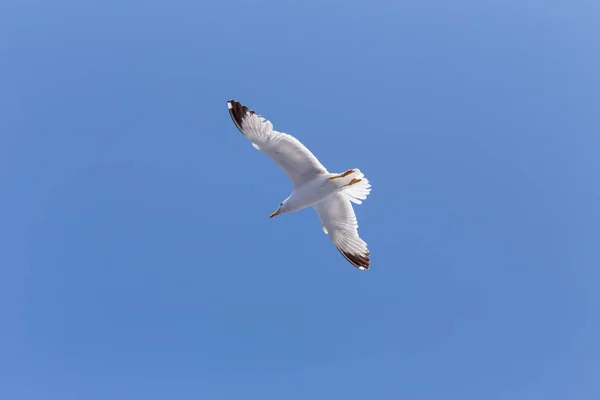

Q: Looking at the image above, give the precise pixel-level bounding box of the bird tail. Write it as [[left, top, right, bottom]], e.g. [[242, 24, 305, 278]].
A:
[[328, 169, 372, 204]]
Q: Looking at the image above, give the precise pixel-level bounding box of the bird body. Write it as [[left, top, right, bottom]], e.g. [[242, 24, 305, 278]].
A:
[[227, 100, 372, 270], [280, 173, 337, 214], [277, 168, 367, 214]]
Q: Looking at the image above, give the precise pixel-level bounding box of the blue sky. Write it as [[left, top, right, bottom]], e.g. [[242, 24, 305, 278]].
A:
[[1, 1, 599, 399]]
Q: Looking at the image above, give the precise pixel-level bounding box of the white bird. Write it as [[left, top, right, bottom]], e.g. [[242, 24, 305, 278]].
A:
[[227, 100, 372, 270]]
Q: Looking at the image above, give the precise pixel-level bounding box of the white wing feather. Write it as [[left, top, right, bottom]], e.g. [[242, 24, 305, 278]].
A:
[[313, 193, 370, 270], [227, 100, 327, 187]]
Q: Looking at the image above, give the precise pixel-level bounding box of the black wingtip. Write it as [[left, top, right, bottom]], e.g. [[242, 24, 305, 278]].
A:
[[340, 250, 370, 270], [227, 99, 260, 135], [227, 99, 248, 134]]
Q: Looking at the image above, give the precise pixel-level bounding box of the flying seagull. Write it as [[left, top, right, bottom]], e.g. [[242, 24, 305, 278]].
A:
[[227, 100, 372, 270]]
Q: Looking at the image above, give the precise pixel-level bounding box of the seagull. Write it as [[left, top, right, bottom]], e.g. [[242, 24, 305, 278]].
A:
[[227, 100, 372, 270]]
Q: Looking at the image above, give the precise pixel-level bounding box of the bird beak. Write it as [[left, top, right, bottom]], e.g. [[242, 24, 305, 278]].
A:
[[269, 207, 281, 218]]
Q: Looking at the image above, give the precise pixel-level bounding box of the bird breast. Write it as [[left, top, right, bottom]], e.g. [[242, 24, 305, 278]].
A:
[[287, 175, 338, 212]]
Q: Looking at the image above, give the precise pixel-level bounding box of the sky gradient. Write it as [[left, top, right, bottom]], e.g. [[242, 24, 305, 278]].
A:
[[1, 1, 599, 399]]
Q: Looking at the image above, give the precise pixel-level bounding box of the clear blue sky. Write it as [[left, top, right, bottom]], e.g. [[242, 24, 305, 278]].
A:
[[1, 1, 599, 399]]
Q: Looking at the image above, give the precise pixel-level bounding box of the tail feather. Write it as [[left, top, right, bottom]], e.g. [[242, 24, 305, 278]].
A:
[[330, 169, 372, 204]]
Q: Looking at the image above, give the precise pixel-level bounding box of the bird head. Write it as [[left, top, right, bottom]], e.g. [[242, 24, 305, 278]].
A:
[[269, 200, 288, 218]]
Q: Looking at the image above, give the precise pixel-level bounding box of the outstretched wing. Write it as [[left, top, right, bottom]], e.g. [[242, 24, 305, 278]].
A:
[[227, 100, 328, 187], [313, 193, 370, 270]]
